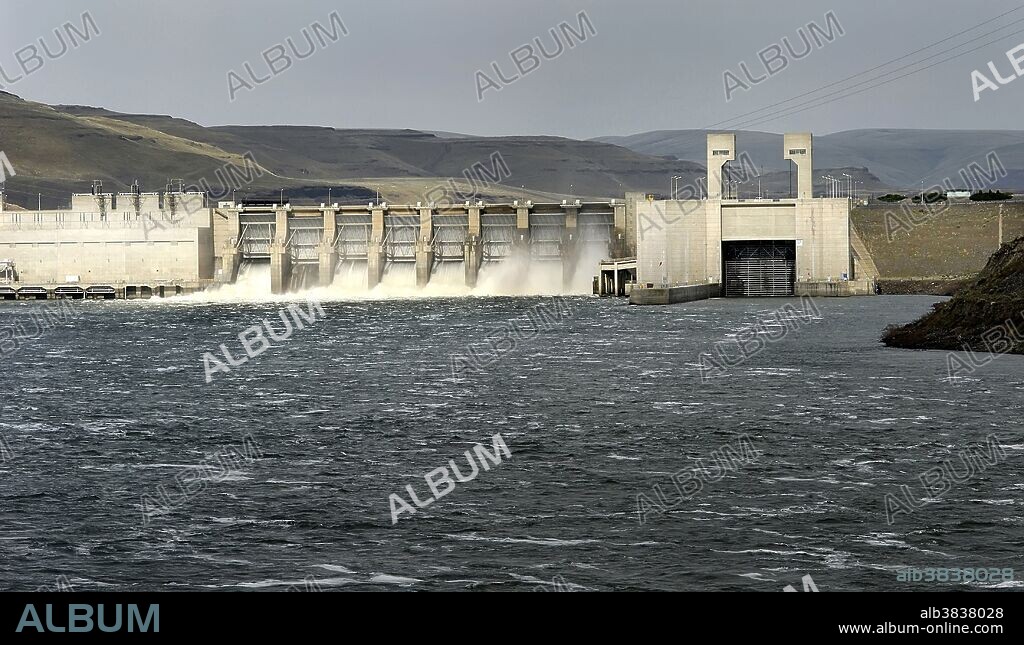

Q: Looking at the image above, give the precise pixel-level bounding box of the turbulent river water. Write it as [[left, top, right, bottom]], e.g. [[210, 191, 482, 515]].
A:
[[0, 294, 1021, 591]]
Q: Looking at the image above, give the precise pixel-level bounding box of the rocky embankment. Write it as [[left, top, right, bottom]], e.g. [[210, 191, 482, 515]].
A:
[[876, 279, 967, 296], [883, 236, 1024, 352]]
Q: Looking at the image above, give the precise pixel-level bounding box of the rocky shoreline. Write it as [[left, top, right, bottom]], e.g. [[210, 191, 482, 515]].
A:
[[882, 237, 1024, 353], [876, 279, 967, 296]]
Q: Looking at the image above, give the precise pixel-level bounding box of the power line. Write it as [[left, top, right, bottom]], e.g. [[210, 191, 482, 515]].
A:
[[726, 23, 1024, 132], [704, 4, 1024, 131]]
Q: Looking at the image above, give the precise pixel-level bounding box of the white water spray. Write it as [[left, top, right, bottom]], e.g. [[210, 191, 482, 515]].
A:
[[168, 245, 609, 303]]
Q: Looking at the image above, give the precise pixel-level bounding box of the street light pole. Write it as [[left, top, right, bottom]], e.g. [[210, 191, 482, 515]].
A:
[[999, 203, 1004, 246]]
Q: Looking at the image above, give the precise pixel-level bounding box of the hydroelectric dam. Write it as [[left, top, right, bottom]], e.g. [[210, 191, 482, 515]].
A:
[[0, 189, 628, 298], [0, 133, 873, 302]]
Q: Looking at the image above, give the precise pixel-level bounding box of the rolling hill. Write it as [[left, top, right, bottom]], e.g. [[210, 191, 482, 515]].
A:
[[3, 90, 1024, 211], [0, 92, 706, 208]]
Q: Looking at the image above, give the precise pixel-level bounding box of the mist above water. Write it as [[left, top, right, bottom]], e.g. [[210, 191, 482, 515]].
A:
[[173, 246, 608, 303]]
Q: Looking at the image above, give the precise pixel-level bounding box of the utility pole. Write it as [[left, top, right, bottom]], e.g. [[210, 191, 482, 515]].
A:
[[999, 203, 1004, 247]]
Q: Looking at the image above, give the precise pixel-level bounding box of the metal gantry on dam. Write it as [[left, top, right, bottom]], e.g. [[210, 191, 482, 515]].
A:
[[218, 199, 628, 294]]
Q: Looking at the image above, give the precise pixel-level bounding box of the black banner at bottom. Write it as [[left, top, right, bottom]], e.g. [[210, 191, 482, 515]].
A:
[[0, 591, 1019, 639]]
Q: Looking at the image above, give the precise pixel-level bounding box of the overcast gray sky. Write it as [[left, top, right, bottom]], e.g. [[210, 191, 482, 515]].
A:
[[3, 0, 1024, 138]]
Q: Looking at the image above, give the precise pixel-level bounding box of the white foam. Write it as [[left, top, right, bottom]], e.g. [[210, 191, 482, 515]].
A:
[[165, 245, 609, 303]]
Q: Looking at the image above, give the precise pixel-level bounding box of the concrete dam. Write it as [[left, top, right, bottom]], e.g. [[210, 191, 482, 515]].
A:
[[0, 189, 628, 299], [0, 132, 870, 302], [216, 199, 628, 295]]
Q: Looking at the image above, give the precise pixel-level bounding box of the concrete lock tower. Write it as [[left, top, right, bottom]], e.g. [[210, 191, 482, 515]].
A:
[[706, 133, 736, 200], [629, 131, 868, 304], [784, 133, 813, 199]]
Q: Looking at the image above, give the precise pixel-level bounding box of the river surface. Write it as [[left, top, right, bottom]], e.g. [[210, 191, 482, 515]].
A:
[[0, 294, 1021, 591]]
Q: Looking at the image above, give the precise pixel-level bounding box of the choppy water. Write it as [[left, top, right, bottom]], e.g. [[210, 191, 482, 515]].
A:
[[0, 295, 1021, 591]]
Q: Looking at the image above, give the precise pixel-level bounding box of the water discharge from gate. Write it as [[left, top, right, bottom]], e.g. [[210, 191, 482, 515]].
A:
[[173, 245, 610, 303]]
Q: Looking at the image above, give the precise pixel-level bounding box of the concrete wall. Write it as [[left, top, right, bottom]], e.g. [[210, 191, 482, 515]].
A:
[[71, 193, 113, 213], [211, 208, 236, 278], [635, 197, 852, 286], [630, 283, 720, 305], [636, 199, 709, 286], [795, 279, 874, 297], [0, 193, 213, 286], [114, 192, 162, 216], [0, 226, 208, 284], [624, 191, 645, 258], [721, 203, 797, 239], [794, 198, 851, 282], [159, 192, 207, 226]]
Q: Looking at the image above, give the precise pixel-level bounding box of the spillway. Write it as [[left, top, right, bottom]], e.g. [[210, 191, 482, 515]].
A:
[[215, 199, 625, 298]]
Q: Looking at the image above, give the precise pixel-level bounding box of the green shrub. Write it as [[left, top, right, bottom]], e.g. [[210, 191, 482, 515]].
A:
[[877, 194, 906, 203], [970, 190, 1013, 201]]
